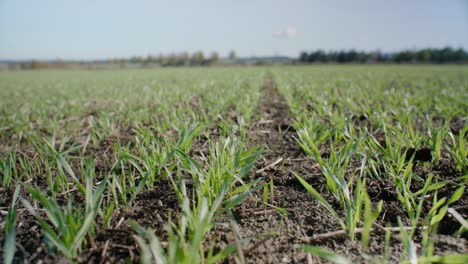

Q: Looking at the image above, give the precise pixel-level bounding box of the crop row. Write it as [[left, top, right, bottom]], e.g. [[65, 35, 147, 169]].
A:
[[275, 65, 467, 263]]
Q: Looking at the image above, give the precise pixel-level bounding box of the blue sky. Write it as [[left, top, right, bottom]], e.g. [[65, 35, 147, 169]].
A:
[[1, 0, 467, 60]]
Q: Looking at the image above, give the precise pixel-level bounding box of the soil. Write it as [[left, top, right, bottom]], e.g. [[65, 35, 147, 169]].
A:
[[1, 75, 467, 263]]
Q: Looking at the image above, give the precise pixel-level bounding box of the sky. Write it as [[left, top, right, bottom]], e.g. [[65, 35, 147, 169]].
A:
[[0, 0, 467, 60]]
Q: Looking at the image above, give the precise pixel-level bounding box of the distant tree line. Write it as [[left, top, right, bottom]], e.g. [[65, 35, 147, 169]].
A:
[[8, 50, 237, 70], [129, 50, 225, 66], [4, 47, 468, 70], [299, 47, 468, 64]]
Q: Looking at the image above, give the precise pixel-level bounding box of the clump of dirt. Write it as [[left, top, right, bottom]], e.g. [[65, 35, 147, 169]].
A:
[[449, 116, 465, 134], [367, 179, 398, 201], [405, 147, 432, 162]]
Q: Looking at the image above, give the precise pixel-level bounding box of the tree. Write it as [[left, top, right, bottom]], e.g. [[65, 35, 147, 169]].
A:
[[191, 51, 205, 66], [454, 48, 468, 62], [299, 52, 308, 62], [228, 50, 236, 61], [298, 47, 467, 64], [167, 53, 178, 66], [394, 50, 415, 63], [130, 56, 144, 64], [416, 49, 431, 62], [209, 52, 220, 65], [368, 50, 382, 63], [145, 54, 157, 65], [178, 52, 190, 66]]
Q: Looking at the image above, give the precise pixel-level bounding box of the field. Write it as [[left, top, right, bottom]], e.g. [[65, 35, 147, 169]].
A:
[[0, 66, 467, 263]]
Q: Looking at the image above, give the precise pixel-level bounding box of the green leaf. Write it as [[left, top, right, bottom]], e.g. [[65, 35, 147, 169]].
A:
[[56, 155, 85, 193], [131, 222, 167, 264], [3, 230, 16, 264], [262, 183, 269, 205], [431, 207, 448, 226], [71, 206, 96, 253], [293, 172, 345, 230], [300, 246, 351, 264], [414, 182, 447, 196], [130, 170, 151, 204], [207, 244, 237, 264], [401, 254, 468, 264], [3, 185, 22, 264], [222, 192, 250, 212], [26, 187, 62, 228], [448, 186, 465, 205], [427, 197, 447, 216], [37, 216, 73, 258], [263, 202, 289, 216]]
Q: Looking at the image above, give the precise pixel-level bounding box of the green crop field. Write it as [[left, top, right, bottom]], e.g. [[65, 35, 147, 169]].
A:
[[0, 66, 467, 263]]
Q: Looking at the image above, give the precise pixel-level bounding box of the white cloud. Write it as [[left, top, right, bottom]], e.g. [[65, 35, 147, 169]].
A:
[[272, 26, 301, 39]]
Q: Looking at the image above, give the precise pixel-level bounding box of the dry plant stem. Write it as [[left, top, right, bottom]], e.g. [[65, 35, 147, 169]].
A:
[[257, 119, 274, 125], [230, 221, 246, 264], [372, 222, 403, 241], [15, 242, 28, 260], [101, 240, 110, 258], [58, 187, 78, 197], [88, 233, 97, 249], [115, 217, 125, 229], [303, 225, 428, 242], [252, 209, 277, 215], [256, 157, 283, 173], [306, 253, 313, 264], [28, 246, 43, 262], [447, 207, 468, 229], [244, 236, 272, 255]]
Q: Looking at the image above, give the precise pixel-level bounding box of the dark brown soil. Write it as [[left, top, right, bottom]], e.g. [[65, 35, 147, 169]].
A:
[[405, 147, 432, 162], [450, 116, 466, 134]]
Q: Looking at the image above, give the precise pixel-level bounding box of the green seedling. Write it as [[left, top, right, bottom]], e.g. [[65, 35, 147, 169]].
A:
[[175, 136, 263, 207], [0, 150, 16, 188], [132, 177, 241, 264], [300, 245, 351, 264], [295, 172, 382, 240], [21, 175, 107, 259], [398, 217, 418, 264], [449, 126, 468, 174], [3, 185, 21, 264]]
